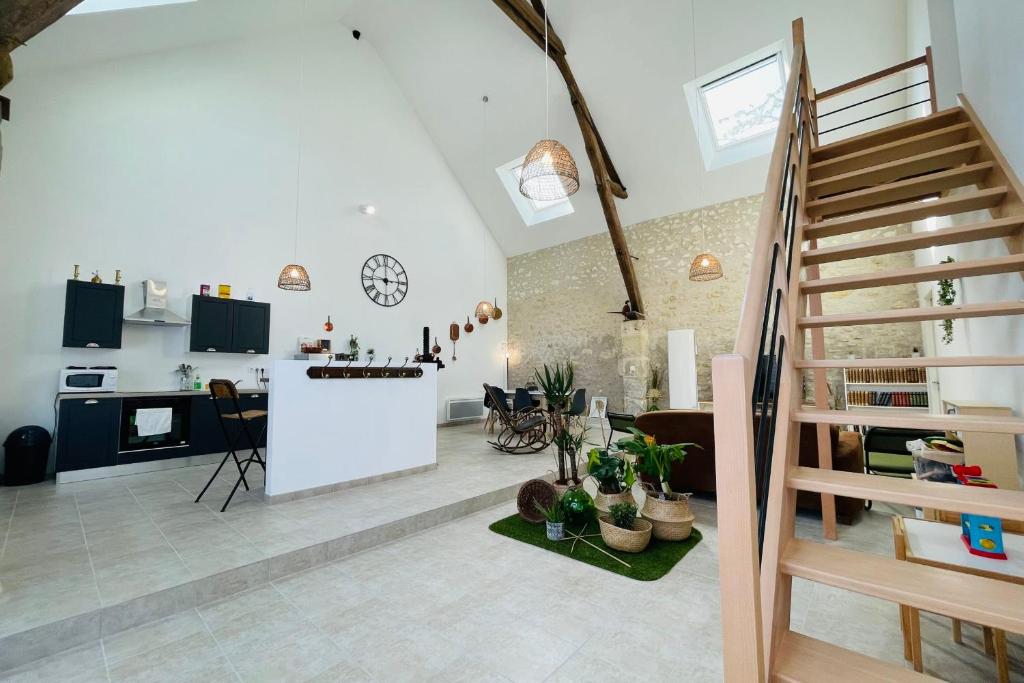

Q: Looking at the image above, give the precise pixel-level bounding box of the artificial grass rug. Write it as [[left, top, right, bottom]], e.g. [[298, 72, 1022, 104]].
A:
[[488, 514, 702, 581]]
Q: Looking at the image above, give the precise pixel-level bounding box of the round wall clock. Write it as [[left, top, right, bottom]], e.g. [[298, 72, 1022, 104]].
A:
[[361, 254, 408, 307]]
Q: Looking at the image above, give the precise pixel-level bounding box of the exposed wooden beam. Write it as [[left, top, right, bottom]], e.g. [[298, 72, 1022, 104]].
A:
[[492, 0, 643, 313], [0, 0, 83, 89]]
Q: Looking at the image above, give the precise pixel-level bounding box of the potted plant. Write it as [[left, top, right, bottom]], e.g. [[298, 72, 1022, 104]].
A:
[[535, 362, 580, 490], [534, 497, 565, 541], [614, 428, 700, 541], [586, 448, 636, 513], [598, 502, 652, 553]]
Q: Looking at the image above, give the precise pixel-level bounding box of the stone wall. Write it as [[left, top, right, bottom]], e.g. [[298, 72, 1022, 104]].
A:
[[507, 194, 923, 412]]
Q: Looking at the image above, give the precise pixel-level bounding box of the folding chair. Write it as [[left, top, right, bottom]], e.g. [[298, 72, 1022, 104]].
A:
[[194, 379, 268, 512]]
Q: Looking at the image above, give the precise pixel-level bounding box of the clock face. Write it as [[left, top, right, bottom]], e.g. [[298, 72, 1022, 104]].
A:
[[361, 254, 408, 307]]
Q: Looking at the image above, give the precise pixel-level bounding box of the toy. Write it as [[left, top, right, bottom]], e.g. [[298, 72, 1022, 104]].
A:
[[954, 465, 1007, 560]]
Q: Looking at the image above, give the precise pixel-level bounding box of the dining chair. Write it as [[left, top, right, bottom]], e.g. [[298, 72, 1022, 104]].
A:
[[513, 388, 534, 414]]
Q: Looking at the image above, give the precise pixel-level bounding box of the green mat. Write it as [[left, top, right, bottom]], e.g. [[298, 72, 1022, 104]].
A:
[[488, 514, 702, 581]]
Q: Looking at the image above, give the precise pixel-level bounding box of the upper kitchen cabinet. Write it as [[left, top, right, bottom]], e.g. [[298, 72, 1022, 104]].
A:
[[189, 295, 233, 352], [231, 301, 270, 354], [63, 280, 125, 349], [189, 296, 270, 354]]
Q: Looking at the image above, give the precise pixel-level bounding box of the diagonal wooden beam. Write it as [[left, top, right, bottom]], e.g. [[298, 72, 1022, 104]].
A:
[[492, 0, 644, 314], [1, 0, 83, 89]]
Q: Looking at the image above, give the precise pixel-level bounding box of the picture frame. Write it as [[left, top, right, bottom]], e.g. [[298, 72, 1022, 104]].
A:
[[588, 396, 608, 419]]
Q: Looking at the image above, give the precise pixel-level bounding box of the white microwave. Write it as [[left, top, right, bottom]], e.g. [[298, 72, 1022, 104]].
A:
[[59, 367, 118, 393]]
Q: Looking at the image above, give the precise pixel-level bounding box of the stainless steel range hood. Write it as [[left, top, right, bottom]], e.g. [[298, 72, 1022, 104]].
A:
[[124, 280, 191, 327]]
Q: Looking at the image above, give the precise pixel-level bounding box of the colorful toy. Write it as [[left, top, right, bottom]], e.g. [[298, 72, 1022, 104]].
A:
[[954, 465, 1007, 560]]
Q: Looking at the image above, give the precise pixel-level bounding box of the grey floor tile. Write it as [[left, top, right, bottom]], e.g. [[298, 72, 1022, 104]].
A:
[[0, 643, 107, 683], [107, 631, 237, 683]]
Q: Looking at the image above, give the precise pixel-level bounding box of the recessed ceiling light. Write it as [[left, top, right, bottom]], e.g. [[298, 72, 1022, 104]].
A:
[[359, 204, 377, 216], [69, 0, 196, 15]]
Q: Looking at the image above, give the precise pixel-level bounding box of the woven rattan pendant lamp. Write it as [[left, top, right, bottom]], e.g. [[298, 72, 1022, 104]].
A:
[[519, 0, 579, 202], [278, 0, 311, 292], [686, 0, 722, 282]]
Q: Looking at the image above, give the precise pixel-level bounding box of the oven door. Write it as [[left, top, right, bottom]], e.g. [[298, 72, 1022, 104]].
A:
[[118, 396, 191, 459]]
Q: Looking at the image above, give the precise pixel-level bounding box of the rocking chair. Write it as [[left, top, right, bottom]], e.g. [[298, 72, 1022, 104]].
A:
[[483, 383, 551, 454]]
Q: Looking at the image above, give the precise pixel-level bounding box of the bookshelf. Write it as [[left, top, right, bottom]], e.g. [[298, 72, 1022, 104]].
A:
[[843, 366, 930, 411]]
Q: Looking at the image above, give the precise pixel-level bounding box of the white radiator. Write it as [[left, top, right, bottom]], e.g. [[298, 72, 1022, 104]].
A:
[[446, 397, 484, 422]]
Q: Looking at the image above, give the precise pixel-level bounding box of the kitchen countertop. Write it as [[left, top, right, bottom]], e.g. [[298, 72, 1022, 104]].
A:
[[57, 388, 269, 400]]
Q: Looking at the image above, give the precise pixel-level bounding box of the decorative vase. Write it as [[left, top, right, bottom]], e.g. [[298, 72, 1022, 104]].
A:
[[546, 521, 564, 541], [594, 489, 635, 515], [598, 515, 652, 553], [640, 490, 694, 541]]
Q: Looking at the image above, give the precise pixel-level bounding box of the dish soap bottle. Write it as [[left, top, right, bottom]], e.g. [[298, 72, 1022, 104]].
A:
[[193, 374, 202, 391]]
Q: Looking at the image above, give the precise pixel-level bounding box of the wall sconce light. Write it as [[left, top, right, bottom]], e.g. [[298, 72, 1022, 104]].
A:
[[359, 204, 377, 215]]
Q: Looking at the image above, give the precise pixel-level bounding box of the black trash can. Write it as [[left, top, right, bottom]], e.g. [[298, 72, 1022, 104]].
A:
[[3, 426, 52, 486]]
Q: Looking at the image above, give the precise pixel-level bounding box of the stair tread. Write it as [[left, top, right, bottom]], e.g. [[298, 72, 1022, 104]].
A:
[[812, 107, 965, 162], [798, 300, 1024, 328], [796, 356, 1023, 369], [793, 407, 1024, 434], [802, 216, 1024, 266], [782, 539, 1024, 634], [809, 122, 973, 179], [800, 253, 1024, 294], [805, 187, 1007, 240], [807, 141, 982, 198], [805, 162, 994, 218], [772, 630, 935, 682], [788, 467, 1024, 522]]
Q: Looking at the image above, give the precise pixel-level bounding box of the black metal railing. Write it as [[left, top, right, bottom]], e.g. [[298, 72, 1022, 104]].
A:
[[750, 83, 809, 558]]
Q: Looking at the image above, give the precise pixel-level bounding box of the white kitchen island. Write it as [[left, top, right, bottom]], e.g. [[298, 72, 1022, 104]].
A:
[[264, 360, 438, 501]]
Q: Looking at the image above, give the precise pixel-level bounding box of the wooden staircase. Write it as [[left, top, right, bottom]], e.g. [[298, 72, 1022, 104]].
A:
[[711, 19, 1024, 682]]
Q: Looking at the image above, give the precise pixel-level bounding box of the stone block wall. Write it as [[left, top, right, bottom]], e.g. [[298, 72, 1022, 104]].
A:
[[507, 193, 923, 412]]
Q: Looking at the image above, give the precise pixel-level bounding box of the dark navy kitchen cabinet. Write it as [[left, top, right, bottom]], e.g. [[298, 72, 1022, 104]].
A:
[[63, 280, 125, 349], [231, 301, 270, 354], [189, 296, 270, 354], [190, 393, 268, 456], [55, 398, 121, 471]]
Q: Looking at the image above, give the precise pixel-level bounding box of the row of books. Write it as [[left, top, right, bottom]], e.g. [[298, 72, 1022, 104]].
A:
[[847, 391, 929, 407], [846, 367, 926, 384]]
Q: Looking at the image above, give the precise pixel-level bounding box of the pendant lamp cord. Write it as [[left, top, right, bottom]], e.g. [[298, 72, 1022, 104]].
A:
[[292, 0, 307, 261], [543, 0, 549, 139], [690, 0, 707, 252]]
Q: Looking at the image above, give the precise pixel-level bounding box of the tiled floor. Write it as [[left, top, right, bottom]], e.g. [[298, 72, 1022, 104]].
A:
[[0, 424, 551, 640], [4, 494, 1021, 682]]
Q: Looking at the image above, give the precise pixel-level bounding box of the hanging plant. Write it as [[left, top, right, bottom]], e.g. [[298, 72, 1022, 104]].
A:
[[937, 256, 956, 345]]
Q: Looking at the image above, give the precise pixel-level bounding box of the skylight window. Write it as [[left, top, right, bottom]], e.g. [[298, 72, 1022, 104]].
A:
[[496, 156, 574, 226], [684, 40, 789, 170], [701, 54, 785, 148], [69, 0, 196, 14]]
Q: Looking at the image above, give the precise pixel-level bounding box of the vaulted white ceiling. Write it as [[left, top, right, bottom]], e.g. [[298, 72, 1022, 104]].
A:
[[14, 0, 910, 256], [343, 0, 910, 256]]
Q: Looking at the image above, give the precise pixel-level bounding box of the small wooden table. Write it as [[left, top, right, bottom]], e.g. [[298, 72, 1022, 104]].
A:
[[893, 516, 1024, 682]]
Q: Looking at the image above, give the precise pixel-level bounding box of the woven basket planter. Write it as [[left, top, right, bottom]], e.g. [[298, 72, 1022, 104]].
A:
[[552, 479, 582, 498], [641, 491, 694, 541], [594, 490, 634, 515], [598, 515, 652, 553]]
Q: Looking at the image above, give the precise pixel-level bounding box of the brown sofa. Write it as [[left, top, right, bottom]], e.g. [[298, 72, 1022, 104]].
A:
[[634, 410, 864, 523]]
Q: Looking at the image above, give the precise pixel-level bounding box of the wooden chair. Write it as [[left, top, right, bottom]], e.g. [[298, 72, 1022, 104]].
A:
[[194, 379, 268, 512], [483, 383, 550, 454], [483, 386, 508, 435]]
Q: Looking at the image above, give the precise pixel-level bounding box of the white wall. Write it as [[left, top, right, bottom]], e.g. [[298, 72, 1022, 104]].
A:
[[0, 23, 507, 455], [910, 0, 1024, 467]]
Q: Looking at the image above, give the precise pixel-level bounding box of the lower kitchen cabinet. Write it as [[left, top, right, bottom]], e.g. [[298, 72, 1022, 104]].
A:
[[190, 393, 268, 456], [56, 398, 121, 472]]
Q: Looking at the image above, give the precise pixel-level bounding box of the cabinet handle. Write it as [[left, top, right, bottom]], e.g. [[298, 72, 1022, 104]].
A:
[[250, 394, 259, 398], [86, 342, 99, 348], [84, 399, 99, 405], [246, 349, 256, 354], [206, 347, 217, 352]]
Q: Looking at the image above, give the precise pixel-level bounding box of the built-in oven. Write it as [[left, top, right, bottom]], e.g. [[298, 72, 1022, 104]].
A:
[[118, 396, 191, 458]]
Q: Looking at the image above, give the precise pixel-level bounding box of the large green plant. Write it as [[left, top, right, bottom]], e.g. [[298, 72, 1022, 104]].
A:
[[614, 428, 700, 495], [534, 362, 575, 410], [586, 448, 635, 494], [534, 361, 579, 483]]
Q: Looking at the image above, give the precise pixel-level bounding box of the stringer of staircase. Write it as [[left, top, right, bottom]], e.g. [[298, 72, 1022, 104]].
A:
[[712, 18, 1024, 682]]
